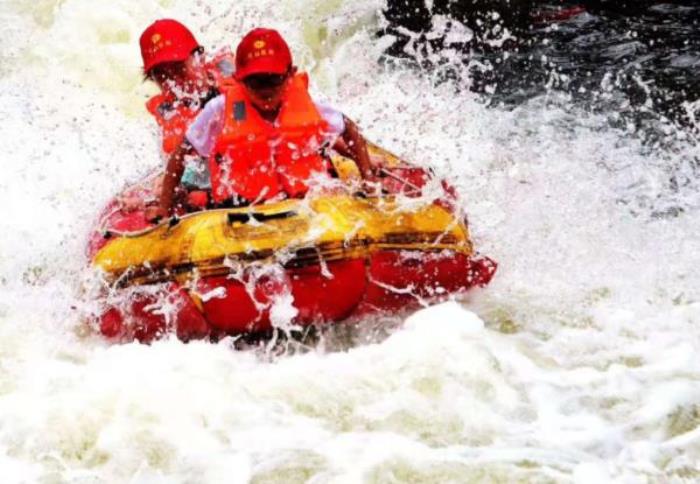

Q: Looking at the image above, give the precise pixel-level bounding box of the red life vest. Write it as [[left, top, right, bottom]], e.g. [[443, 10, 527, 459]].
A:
[[146, 93, 201, 155], [146, 54, 235, 155], [210, 73, 330, 203]]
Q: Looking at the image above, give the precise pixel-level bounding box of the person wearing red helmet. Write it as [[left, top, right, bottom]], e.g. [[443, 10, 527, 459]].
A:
[[141, 19, 221, 154], [151, 28, 374, 219], [137, 19, 235, 218]]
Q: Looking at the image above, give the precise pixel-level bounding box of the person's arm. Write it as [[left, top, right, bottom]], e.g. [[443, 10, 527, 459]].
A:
[[146, 142, 190, 222], [146, 95, 224, 222], [336, 116, 374, 179]]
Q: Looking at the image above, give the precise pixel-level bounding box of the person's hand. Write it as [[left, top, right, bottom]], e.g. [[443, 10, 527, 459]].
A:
[[357, 173, 388, 197], [117, 195, 144, 213], [144, 205, 168, 224], [359, 163, 384, 181]]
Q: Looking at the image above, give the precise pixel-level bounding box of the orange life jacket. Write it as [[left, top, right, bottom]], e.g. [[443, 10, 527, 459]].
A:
[[210, 73, 330, 203], [146, 94, 201, 154], [146, 54, 235, 155]]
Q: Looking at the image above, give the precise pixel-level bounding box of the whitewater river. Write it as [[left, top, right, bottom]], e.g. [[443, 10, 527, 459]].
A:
[[1, 0, 699, 482]]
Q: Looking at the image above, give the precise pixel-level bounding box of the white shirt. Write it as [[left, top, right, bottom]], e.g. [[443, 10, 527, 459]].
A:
[[186, 94, 345, 158]]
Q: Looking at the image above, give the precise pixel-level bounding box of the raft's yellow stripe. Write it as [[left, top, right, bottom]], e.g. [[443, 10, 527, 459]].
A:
[[93, 194, 471, 286]]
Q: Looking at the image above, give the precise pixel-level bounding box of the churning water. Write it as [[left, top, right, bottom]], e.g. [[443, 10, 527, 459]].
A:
[[1, 0, 699, 482]]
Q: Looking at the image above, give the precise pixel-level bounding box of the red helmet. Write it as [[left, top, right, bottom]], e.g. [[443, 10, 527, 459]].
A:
[[235, 28, 292, 80], [140, 19, 199, 73]]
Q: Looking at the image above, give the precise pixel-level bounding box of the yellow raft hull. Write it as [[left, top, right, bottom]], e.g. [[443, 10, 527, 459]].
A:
[[94, 193, 473, 287]]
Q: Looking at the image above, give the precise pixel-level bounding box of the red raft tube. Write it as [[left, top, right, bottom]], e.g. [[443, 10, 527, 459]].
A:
[[87, 149, 496, 343]]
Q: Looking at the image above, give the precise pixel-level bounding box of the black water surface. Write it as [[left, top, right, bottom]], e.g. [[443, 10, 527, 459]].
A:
[[381, 2, 700, 139]]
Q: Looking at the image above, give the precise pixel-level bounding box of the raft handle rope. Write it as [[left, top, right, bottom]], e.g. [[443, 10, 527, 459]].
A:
[[378, 168, 423, 193], [102, 215, 179, 239], [227, 210, 297, 225]]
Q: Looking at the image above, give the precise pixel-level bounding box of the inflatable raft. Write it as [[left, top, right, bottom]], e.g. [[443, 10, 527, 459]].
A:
[[88, 147, 496, 342]]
